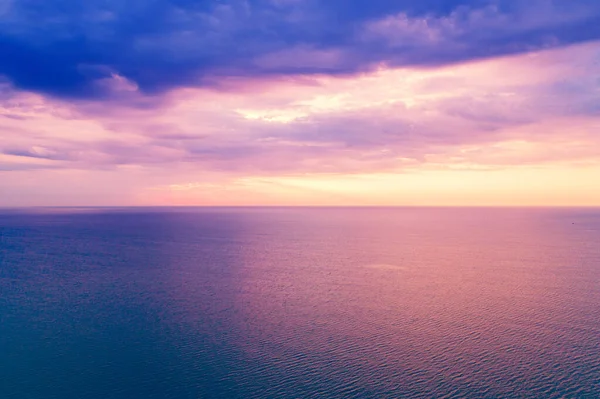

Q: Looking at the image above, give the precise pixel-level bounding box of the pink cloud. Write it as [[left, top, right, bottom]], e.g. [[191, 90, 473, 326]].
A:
[[1, 40, 599, 205]]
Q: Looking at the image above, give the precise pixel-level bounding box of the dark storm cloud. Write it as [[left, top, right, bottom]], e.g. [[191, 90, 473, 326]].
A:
[[1, 0, 600, 98]]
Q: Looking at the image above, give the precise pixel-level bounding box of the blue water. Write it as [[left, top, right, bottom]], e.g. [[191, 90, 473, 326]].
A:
[[1, 207, 599, 398]]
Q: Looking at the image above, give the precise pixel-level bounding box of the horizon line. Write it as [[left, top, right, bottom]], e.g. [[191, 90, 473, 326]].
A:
[[2, 205, 600, 210]]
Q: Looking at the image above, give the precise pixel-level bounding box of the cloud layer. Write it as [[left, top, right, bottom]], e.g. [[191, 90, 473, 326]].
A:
[[1, 1, 600, 206], [1, 0, 600, 98]]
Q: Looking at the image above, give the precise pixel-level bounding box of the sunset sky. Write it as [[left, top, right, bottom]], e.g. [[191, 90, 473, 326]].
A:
[[1, 0, 600, 206]]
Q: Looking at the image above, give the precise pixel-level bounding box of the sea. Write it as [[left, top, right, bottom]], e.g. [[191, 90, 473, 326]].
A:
[[1, 207, 599, 398]]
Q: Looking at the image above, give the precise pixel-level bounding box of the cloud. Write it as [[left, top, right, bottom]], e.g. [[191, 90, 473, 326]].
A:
[[1, 40, 599, 177], [1, 0, 600, 98]]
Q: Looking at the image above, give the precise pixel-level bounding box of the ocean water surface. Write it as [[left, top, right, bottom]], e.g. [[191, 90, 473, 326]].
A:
[[1, 207, 599, 398]]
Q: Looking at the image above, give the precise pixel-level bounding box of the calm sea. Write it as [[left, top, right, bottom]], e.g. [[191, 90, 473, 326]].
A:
[[1, 207, 599, 398]]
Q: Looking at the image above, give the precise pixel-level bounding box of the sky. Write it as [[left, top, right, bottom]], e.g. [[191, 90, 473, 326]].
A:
[[1, 0, 600, 206]]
